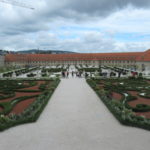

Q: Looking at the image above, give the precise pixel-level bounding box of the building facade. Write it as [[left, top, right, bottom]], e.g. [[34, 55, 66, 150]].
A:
[[0, 55, 4, 67], [5, 49, 150, 74]]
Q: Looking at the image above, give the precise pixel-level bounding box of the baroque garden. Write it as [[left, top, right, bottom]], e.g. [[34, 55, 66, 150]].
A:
[[0, 49, 150, 131]]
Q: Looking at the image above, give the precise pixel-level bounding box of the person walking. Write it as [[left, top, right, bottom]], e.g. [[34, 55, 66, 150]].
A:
[[85, 72, 88, 78], [62, 71, 65, 78], [79, 71, 82, 78], [67, 71, 69, 78], [72, 71, 74, 77]]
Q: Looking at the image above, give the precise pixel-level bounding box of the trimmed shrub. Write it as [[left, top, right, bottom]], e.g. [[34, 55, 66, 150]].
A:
[[0, 78, 60, 131], [87, 78, 150, 131]]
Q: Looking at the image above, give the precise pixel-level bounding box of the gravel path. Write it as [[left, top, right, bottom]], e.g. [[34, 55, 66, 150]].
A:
[[0, 78, 150, 150]]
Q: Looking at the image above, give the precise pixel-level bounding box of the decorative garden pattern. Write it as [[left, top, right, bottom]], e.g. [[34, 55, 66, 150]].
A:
[[0, 78, 60, 131], [87, 78, 150, 130]]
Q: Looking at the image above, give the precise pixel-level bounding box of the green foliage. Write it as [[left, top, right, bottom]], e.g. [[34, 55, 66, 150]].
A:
[[0, 95, 39, 115], [27, 73, 36, 77], [39, 83, 47, 91], [3, 72, 13, 77], [87, 78, 150, 131], [78, 67, 101, 72], [0, 79, 60, 131], [139, 92, 150, 99], [41, 73, 47, 77], [41, 68, 66, 73], [0, 92, 15, 100], [126, 95, 137, 101], [134, 104, 150, 112], [15, 67, 38, 76]]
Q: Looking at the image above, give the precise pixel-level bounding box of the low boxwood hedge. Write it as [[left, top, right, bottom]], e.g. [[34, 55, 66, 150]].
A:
[[134, 104, 150, 112], [87, 78, 150, 131], [138, 92, 150, 99], [0, 78, 60, 131], [0, 92, 15, 100]]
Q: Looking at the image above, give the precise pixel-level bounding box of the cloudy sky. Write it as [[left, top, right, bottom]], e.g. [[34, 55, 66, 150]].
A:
[[0, 0, 150, 53]]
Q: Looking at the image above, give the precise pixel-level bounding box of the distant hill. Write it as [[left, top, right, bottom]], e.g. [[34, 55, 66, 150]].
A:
[[16, 49, 77, 54], [0, 49, 77, 55], [0, 50, 10, 55]]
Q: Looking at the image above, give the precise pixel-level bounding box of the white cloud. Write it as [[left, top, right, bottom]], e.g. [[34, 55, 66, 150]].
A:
[[0, 0, 150, 52]]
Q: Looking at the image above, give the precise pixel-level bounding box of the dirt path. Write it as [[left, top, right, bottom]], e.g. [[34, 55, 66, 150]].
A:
[[0, 78, 150, 150]]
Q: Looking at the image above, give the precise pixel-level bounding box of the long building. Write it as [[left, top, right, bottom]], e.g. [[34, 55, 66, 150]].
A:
[[0, 55, 4, 67], [5, 49, 150, 73]]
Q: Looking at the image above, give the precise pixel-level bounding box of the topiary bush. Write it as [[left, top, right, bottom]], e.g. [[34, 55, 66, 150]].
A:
[[134, 104, 150, 112]]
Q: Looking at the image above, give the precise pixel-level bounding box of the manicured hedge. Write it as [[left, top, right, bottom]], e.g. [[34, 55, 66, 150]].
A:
[[0, 81, 38, 101], [27, 73, 36, 77], [139, 92, 150, 99], [15, 67, 38, 76], [0, 80, 37, 91], [0, 78, 60, 131], [0, 95, 39, 115], [87, 78, 150, 131], [0, 92, 15, 100], [78, 68, 101, 72], [41, 68, 66, 73]]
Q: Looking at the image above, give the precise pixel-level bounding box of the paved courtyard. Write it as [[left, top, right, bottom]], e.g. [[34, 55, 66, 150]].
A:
[[0, 78, 150, 150]]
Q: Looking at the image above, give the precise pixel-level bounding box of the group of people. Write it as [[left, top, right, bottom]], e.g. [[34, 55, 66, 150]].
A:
[[61, 71, 69, 78], [61, 71, 86, 78]]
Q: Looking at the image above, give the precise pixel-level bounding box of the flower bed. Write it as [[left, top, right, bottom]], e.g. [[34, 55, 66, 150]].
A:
[[111, 92, 123, 101], [87, 78, 150, 131], [0, 78, 60, 131]]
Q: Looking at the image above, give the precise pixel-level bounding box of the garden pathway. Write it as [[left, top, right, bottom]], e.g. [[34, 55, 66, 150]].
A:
[[0, 78, 150, 150]]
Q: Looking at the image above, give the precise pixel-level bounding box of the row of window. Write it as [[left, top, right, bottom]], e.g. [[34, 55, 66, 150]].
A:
[[101, 60, 136, 63]]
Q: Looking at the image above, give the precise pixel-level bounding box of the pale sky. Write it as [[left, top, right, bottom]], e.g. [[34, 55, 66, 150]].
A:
[[0, 0, 150, 53]]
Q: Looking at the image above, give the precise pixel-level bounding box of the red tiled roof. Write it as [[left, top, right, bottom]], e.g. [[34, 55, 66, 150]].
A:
[[136, 49, 150, 61], [5, 50, 150, 62]]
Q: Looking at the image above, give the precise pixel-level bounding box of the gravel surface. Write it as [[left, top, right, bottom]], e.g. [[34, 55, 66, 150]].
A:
[[0, 78, 150, 150]]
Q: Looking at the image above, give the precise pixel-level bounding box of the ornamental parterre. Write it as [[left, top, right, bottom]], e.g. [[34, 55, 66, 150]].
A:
[[0, 78, 60, 131], [87, 78, 150, 130]]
